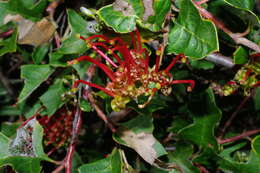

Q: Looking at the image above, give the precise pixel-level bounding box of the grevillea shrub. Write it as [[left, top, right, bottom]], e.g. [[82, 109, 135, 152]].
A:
[[0, 0, 260, 173]]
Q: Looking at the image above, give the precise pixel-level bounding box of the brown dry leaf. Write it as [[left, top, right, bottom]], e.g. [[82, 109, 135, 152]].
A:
[[4, 15, 56, 46], [119, 129, 158, 164]]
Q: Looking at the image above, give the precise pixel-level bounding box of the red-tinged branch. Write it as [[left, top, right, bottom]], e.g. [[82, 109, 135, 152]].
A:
[[91, 45, 118, 68], [65, 107, 82, 173], [218, 129, 260, 144], [68, 56, 116, 82], [170, 80, 195, 91], [164, 54, 185, 73], [73, 80, 115, 97], [0, 29, 14, 38], [193, 1, 260, 53], [87, 93, 116, 132]]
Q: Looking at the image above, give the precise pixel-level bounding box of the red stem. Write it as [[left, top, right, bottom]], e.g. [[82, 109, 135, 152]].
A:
[[0, 29, 14, 38], [170, 80, 195, 90], [218, 129, 260, 144], [81, 35, 110, 43], [65, 107, 82, 173], [70, 56, 116, 81], [155, 55, 160, 72], [73, 80, 115, 97], [164, 54, 185, 73], [91, 45, 118, 68], [91, 42, 122, 64], [135, 30, 142, 52]]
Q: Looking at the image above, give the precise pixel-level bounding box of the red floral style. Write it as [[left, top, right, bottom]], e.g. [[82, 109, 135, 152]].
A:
[[68, 30, 195, 111]]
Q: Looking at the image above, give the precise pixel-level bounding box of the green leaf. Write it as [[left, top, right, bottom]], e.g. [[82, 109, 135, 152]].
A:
[[138, 0, 171, 32], [55, 9, 90, 55], [97, 0, 171, 33], [178, 88, 222, 150], [113, 115, 167, 167], [252, 136, 260, 156], [67, 9, 91, 37], [0, 120, 52, 173], [190, 59, 215, 70], [57, 34, 88, 55], [32, 44, 49, 64], [168, 142, 200, 173], [253, 85, 260, 110], [233, 46, 248, 64], [18, 64, 55, 103], [39, 79, 68, 116], [0, 106, 20, 116], [78, 148, 122, 173], [0, 122, 20, 138], [98, 4, 137, 33], [0, 2, 9, 26], [167, 0, 218, 59], [219, 151, 260, 173], [80, 99, 92, 112], [223, 0, 254, 10], [7, 0, 47, 21], [0, 23, 18, 56]]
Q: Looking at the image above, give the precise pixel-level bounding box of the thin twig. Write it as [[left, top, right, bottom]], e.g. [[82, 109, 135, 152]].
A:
[[65, 106, 82, 173], [219, 94, 252, 138], [193, 2, 260, 53], [87, 93, 116, 132], [218, 129, 260, 144]]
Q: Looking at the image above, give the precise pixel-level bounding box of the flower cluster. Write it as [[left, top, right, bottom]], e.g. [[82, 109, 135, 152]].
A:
[[212, 53, 260, 96], [68, 30, 195, 111]]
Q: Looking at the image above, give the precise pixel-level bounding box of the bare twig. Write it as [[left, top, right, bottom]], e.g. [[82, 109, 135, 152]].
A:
[[87, 93, 116, 132], [205, 53, 235, 68], [64, 106, 82, 173], [218, 129, 260, 144], [193, 2, 260, 53], [219, 94, 252, 138]]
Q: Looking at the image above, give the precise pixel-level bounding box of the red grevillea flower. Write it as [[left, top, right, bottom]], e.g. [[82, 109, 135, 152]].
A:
[[68, 30, 195, 111]]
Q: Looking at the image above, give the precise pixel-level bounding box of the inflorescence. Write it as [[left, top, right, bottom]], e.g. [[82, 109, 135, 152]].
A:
[[68, 30, 195, 111]]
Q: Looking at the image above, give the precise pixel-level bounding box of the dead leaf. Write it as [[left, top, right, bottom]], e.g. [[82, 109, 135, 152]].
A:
[[119, 129, 158, 164], [4, 15, 56, 46]]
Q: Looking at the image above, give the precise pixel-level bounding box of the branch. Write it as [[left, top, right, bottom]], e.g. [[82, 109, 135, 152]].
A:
[[86, 93, 116, 132], [218, 129, 260, 144], [205, 53, 235, 68], [193, 2, 260, 53], [219, 92, 252, 138], [65, 106, 82, 173]]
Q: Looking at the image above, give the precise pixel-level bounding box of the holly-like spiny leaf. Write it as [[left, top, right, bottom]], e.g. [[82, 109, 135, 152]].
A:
[[167, 0, 219, 59]]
